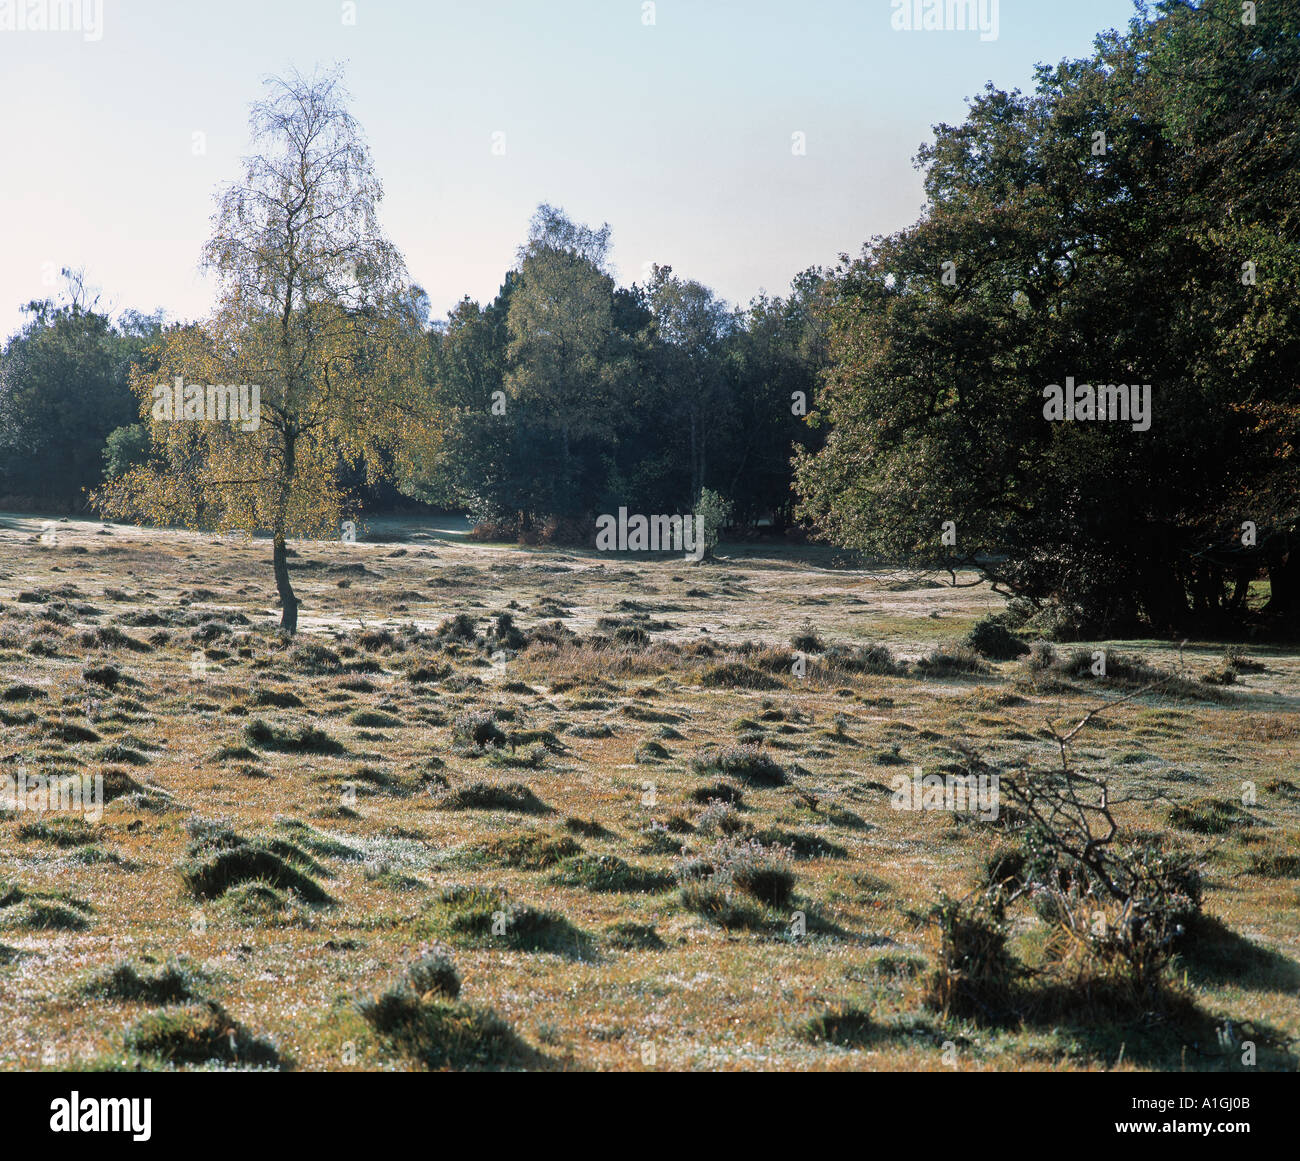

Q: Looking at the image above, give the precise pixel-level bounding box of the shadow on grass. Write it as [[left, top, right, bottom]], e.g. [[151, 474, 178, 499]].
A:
[[421, 886, 598, 962], [361, 994, 558, 1072], [801, 984, 1298, 1071], [1024, 982, 1299, 1071], [1173, 914, 1300, 993], [799, 1007, 949, 1051], [931, 974, 1300, 1072]]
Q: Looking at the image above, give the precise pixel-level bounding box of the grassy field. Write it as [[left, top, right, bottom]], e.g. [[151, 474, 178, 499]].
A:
[[1, 513, 1297, 1072]]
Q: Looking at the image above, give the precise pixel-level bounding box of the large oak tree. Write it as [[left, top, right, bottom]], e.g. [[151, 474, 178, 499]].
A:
[[795, 0, 1300, 635]]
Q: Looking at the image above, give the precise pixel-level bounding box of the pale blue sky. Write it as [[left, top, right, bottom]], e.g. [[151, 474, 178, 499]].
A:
[[0, 0, 1140, 339]]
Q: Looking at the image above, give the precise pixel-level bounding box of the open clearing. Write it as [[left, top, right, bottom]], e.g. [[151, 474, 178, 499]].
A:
[[1, 514, 1297, 1071]]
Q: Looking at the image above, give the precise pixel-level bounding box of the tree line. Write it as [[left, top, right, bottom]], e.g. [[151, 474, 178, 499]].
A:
[[0, 222, 825, 544], [405, 207, 825, 539], [795, 0, 1299, 637], [2, 0, 1296, 638]]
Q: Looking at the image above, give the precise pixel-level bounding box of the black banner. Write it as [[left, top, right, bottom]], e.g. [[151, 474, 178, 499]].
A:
[[1, 1069, 1290, 1149]]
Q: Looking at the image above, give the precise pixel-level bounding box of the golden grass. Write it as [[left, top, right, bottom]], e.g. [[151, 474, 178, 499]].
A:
[[0, 513, 1296, 1071]]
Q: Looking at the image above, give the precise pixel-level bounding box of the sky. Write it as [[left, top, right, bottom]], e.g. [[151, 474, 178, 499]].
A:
[[0, 0, 1142, 339]]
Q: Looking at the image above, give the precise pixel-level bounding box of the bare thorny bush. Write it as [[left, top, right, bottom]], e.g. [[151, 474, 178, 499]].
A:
[[926, 676, 1203, 1022]]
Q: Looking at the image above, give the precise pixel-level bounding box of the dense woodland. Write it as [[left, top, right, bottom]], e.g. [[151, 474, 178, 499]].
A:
[[0, 227, 826, 538], [1, 0, 1296, 637]]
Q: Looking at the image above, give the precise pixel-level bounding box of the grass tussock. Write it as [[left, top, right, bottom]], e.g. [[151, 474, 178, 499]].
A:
[[181, 829, 334, 905], [0, 885, 94, 931], [434, 781, 550, 814], [914, 643, 991, 677], [477, 829, 583, 870], [124, 1002, 282, 1068], [691, 745, 787, 787], [549, 853, 673, 894], [243, 719, 345, 754], [799, 1004, 878, 1048], [82, 960, 205, 1005], [700, 661, 785, 691], [357, 975, 535, 1071], [823, 643, 901, 676], [427, 884, 590, 956], [1167, 796, 1254, 835], [16, 817, 99, 847]]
